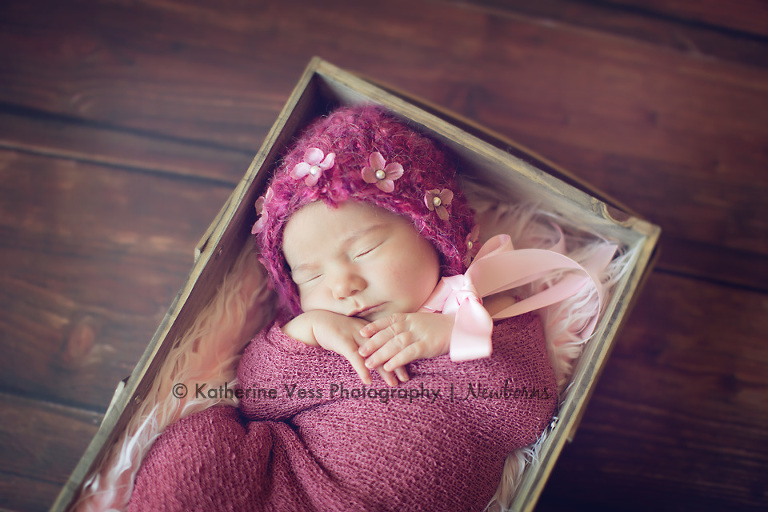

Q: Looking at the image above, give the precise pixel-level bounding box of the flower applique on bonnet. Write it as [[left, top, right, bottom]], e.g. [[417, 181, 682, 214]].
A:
[[251, 104, 476, 317]]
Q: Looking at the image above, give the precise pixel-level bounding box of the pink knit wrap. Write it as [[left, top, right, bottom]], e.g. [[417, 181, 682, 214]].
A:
[[127, 314, 556, 511]]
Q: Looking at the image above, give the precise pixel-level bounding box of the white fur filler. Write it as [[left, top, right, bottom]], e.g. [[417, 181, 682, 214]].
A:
[[73, 191, 636, 511]]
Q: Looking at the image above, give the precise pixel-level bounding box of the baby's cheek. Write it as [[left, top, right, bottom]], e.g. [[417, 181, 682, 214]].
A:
[[299, 288, 325, 313], [381, 261, 422, 287], [396, 264, 439, 304], [375, 254, 405, 279]]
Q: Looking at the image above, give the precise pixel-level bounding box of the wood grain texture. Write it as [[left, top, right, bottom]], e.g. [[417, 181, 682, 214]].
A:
[[450, 0, 768, 66], [0, 0, 765, 510], [0, 109, 254, 182], [540, 273, 768, 511], [599, 0, 768, 37], [0, 393, 101, 512], [0, 149, 232, 409]]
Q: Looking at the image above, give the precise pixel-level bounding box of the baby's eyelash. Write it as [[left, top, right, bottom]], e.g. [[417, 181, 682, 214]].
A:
[[355, 243, 381, 259], [295, 273, 322, 286]]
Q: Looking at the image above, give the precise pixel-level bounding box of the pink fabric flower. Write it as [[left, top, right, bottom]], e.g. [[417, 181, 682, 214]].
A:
[[464, 225, 480, 265], [251, 187, 274, 234], [290, 148, 335, 186], [361, 152, 404, 193], [424, 189, 453, 221]]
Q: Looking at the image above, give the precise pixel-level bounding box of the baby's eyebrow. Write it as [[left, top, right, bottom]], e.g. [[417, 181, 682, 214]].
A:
[[339, 222, 387, 247]]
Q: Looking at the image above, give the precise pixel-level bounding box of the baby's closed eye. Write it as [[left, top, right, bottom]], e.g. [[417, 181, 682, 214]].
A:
[[354, 243, 382, 260], [303, 274, 322, 284], [293, 270, 323, 286]]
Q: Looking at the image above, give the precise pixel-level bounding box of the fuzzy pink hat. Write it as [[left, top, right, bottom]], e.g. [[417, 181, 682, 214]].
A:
[[252, 105, 476, 316]]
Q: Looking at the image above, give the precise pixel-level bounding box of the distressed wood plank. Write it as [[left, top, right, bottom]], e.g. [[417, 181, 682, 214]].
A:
[[450, 0, 768, 66], [0, 474, 74, 512], [538, 271, 768, 510], [0, 393, 101, 512], [0, 475, 64, 512], [0, 109, 253, 183], [0, 149, 232, 410], [497, 133, 768, 288], [0, 0, 295, 149], [601, 0, 768, 38]]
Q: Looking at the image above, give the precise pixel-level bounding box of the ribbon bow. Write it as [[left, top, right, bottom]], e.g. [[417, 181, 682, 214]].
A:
[[420, 233, 617, 361]]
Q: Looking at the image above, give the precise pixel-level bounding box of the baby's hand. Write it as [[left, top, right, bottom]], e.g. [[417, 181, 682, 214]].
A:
[[282, 310, 402, 387], [358, 312, 455, 373]]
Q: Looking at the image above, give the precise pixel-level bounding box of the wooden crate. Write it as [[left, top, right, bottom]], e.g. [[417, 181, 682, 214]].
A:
[[51, 57, 660, 512]]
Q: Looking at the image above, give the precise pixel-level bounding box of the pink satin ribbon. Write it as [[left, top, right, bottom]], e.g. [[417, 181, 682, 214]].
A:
[[420, 232, 617, 361]]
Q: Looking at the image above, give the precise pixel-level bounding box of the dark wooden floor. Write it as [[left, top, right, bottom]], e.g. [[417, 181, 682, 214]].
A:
[[1, 1, 766, 510]]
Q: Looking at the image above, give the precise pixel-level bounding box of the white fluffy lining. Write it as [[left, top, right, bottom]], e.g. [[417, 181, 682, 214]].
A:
[[73, 193, 636, 511]]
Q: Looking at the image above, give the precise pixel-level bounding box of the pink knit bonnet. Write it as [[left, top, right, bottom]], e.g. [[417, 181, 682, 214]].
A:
[[252, 104, 476, 316]]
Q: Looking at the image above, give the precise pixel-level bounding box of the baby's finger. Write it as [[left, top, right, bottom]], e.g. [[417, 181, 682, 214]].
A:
[[358, 317, 391, 338], [364, 332, 413, 370], [358, 328, 394, 357], [375, 367, 399, 387], [382, 344, 424, 372], [344, 351, 373, 385], [358, 325, 376, 339], [359, 314, 408, 339], [394, 366, 410, 382], [359, 316, 408, 356]]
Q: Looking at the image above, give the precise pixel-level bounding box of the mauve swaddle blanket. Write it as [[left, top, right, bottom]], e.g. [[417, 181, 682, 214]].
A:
[[128, 313, 556, 512]]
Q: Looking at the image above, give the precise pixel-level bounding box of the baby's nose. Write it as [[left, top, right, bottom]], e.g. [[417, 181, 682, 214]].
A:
[[330, 268, 366, 300]]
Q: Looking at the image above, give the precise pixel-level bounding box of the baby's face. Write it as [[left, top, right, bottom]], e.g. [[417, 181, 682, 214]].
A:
[[283, 201, 441, 322]]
